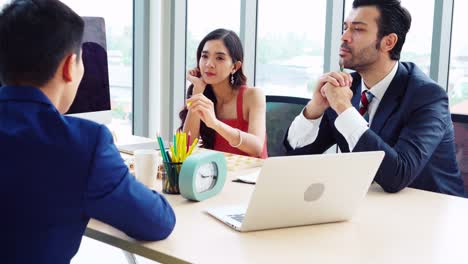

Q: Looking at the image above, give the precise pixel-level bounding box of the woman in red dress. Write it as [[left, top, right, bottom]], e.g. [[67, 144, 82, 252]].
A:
[[179, 28, 267, 159]]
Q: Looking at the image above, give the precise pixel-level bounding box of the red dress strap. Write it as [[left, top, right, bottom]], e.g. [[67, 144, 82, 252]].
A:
[[236, 85, 247, 122]]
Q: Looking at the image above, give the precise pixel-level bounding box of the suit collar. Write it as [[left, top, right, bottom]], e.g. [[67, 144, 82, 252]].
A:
[[350, 62, 408, 133], [370, 62, 408, 133], [361, 61, 399, 102], [0, 86, 54, 106]]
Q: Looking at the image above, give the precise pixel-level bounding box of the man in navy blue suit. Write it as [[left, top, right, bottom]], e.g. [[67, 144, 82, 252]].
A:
[[0, 1, 175, 263], [285, 0, 464, 196]]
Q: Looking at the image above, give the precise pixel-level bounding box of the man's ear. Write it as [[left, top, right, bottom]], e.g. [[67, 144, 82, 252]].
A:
[[62, 54, 76, 82], [381, 33, 398, 53], [232, 61, 242, 74]]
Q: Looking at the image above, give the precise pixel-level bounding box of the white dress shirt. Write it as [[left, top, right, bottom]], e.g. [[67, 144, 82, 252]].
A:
[[287, 62, 399, 151]]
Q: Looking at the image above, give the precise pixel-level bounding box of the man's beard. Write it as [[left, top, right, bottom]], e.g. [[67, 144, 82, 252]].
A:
[[341, 40, 381, 72]]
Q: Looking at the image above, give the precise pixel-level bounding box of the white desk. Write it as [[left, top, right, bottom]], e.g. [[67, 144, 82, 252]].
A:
[[86, 164, 468, 264]]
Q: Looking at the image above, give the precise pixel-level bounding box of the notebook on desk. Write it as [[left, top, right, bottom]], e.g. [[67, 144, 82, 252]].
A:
[[116, 141, 160, 155], [206, 151, 385, 232]]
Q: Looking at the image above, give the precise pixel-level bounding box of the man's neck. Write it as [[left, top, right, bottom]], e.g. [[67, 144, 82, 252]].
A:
[[359, 59, 397, 89], [40, 81, 66, 113]]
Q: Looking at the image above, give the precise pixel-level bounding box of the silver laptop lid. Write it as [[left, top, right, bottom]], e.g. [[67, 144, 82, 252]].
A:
[[241, 151, 385, 231]]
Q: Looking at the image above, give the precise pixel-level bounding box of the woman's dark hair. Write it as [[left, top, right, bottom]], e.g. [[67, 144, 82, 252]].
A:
[[353, 0, 411, 60], [179, 28, 247, 149]]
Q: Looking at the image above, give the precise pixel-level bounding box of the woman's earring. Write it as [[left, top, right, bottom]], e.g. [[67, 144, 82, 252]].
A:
[[230, 73, 234, 85]]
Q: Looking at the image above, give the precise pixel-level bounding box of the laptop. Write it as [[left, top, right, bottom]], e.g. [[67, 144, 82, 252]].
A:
[[206, 151, 385, 232]]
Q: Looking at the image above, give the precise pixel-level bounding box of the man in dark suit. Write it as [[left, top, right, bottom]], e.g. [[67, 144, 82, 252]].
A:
[[285, 0, 464, 196], [0, 1, 175, 263]]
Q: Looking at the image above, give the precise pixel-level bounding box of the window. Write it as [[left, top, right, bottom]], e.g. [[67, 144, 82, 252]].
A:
[[449, 0, 468, 115], [186, 0, 241, 71], [0, 0, 134, 134], [256, 0, 327, 97], [345, 0, 434, 76], [398, 1, 434, 76]]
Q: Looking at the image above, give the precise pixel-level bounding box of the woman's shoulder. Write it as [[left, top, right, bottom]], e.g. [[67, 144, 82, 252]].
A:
[[243, 86, 265, 99], [242, 86, 265, 108]]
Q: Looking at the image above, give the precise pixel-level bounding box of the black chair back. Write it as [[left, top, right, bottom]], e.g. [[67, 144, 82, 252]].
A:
[[452, 113, 468, 197], [266, 95, 309, 157]]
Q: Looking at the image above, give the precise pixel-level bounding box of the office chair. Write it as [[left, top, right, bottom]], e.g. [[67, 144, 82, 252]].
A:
[[266, 95, 309, 157], [452, 113, 468, 197]]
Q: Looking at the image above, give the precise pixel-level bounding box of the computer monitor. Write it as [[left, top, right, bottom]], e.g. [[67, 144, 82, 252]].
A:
[[66, 16, 112, 124]]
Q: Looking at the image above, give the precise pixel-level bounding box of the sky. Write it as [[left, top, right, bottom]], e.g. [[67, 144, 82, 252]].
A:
[[187, 0, 326, 39]]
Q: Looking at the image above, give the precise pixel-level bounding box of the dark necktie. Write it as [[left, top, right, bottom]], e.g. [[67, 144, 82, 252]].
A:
[[358, 90, 374, 122]]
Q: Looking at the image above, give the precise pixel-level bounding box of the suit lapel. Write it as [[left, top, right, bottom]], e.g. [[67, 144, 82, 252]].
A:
[[370, 62, 408, 134], [352, 83, 362, 110]]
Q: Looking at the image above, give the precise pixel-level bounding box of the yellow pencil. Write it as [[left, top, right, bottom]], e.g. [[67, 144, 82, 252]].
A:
[[181, 132, 187, 161], [176, 132, 182, 161], [177, 132, 183, 161], [187, 137, 199, 156], [170, 145, 177, 162]]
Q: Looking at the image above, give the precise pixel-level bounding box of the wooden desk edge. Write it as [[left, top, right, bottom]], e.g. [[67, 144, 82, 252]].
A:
[[85, 227, 191, 264]]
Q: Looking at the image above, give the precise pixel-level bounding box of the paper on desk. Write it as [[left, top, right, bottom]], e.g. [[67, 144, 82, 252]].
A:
[[235, 171, 260, 184]]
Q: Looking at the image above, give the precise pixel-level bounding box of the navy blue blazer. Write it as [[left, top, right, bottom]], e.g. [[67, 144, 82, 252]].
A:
[[285, 62, 464, 196], [0, 86, 176, 264]]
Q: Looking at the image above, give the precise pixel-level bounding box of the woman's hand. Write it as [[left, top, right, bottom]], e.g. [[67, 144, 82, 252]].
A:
[[187, 94, 219, 129], [186, 68, 207, 94]]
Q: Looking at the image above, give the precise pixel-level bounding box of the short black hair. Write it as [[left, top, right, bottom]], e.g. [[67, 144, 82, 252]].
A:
[[0, 0, 84, 86], [353, 0, 412, 60]]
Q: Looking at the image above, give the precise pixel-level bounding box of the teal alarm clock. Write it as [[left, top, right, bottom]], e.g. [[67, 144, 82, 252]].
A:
[[179, 151, 227, 201]]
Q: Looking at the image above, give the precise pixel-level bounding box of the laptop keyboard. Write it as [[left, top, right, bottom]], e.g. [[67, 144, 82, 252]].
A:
[[228, 213, 245, 223]]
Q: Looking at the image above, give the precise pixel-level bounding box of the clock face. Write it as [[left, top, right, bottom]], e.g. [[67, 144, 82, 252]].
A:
[[195, 161, 218, 193], [179, 151, 227, 201]]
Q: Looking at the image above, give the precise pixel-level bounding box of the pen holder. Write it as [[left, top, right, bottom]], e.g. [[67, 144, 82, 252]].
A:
[[162, 162, 182, 194]]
